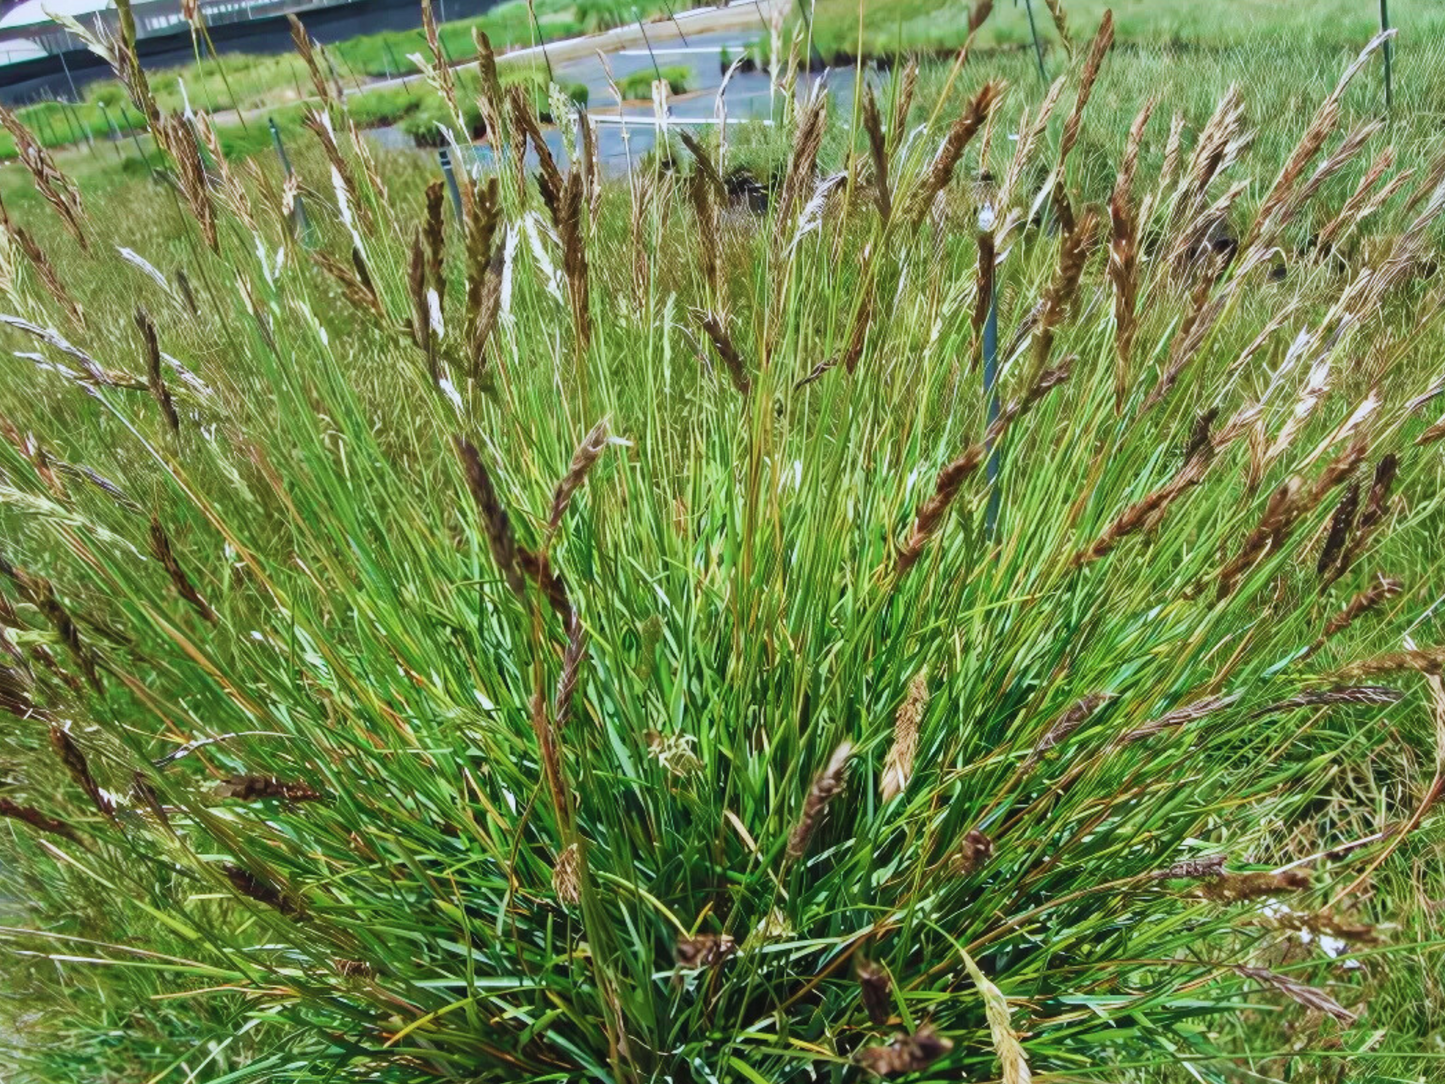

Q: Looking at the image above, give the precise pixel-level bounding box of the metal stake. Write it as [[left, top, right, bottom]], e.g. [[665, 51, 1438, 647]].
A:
[[385, 40, 410, 91], [1380, 0, 1393, 111], [1022, 0, 1048, 81], [983, 259, 1002, 537], [123, 105, 154, 176], [55, 48, 81, 104], [99, 102, 123, 160], [658, 0, 688, 46], [634, 8, 664, 89]]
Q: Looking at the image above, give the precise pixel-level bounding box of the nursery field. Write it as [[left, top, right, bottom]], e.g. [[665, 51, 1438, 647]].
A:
[[1, 1, 1444, 1082]]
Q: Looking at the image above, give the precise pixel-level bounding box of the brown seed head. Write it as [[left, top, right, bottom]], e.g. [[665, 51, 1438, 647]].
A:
[[1233, 965, 1356, 1024], [696, 310, 752, 396], [215, 775, 322, 802], [223, 863, 307, 920], [907, 81, 1003, 228], [857, 957, 893, 1025], [1058, 10, 1113, 167], [881, 669, 928, 803], [548, 419, 609, 534], [1195, 869, 1311, 903], [1151, 854, 1227, 880], [553, 842, 581, 906], [0, 798, 83, 844], [857, 1024, 954, 1077], [952, 828, 993, 874], [862, 83, 892, 222], [149, 516, 215, 622], [554, 612, 589, 729], [453, 437, 525, 598], [787, 741, 853, 861], [675, 931, 736, 968], [50, 724, 112, 817]]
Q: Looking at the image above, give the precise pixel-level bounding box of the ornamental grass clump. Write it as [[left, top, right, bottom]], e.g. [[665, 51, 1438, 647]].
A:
[[0, 7, 1443, 1082]]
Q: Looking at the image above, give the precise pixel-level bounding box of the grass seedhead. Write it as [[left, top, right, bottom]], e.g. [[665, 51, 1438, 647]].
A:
[[787, 741, 852, 862], [857, 1024, 953, 1077]]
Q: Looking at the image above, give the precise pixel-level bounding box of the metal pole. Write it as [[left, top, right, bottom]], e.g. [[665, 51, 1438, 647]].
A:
[[439, 147, 463, 220], [55, 50, 83, 107], [634, 9, 664, 89], [658, 0, 688, 46], [35, 106, 60, 149], [57, 99, 82, 148], [1022, 0, 1047, 81], [99, 102, 124, 160], [68, 100, 97, 156], [270, 117, 293, 172], [1380, 0, 1393, 111], [123, 105, 153, 175], [385, 40, 410, 91], [983, 249, 1002, 537]]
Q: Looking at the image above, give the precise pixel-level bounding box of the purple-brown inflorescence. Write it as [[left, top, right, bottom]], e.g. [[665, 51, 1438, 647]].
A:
[[214, 775, 323, 802], [453, 437, 526, 597], [907, 81, 1003, 228], [1309, 574, 1403, 655], [697, 310, 752, 396], [0, 798, 84, 844], [547, 419, 610, 535], [787, 741, 853, 861], [1195, 868, 1311, 903], [857, 957, 894, 1025], [880, 670, 927, 803], [857, 1025, 954, 1077], [897, 361, 1074, 575], [149, 516, 216, 623], [50, 724, 113, 817]]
